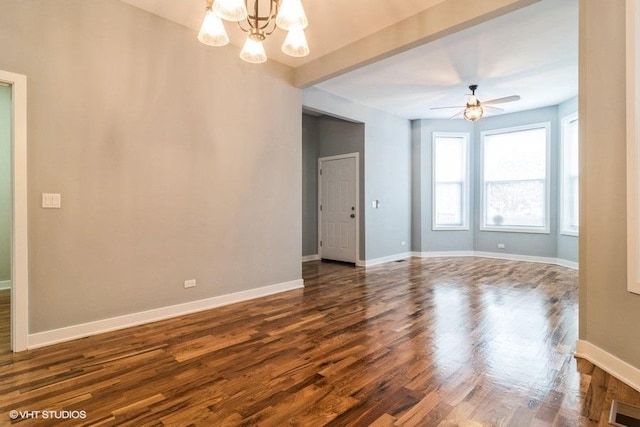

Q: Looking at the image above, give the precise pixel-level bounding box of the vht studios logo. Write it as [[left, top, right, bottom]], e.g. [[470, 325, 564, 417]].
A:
[[9, 410, 87, 420]]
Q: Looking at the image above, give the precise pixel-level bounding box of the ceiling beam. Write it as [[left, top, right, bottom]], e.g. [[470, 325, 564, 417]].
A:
[[294, 0, 541, 88]]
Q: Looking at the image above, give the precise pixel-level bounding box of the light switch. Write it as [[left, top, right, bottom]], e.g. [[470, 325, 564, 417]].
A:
[[42, 193, 61, 209], [371, 200, 380, 209]]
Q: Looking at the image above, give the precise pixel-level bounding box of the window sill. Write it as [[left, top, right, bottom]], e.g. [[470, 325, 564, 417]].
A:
[[480, 225, 550, 234], [432, 226, 470, 231]]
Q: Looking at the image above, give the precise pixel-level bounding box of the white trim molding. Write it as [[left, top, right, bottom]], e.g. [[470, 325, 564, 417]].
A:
[[28, 279, 304, 350], [302, 254, 320, 262], [354, 251, 578, 269], [627, 0, 640, 295], [0, 280, 11, 290], [357, 252, 413, 267], [412, 250, 578, 270], [576, 339, 640, 393], [413, 251, 475, 258], [0, 69, 28, 352]]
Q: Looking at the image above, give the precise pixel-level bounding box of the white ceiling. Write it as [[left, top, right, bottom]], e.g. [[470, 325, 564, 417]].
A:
[[315, 0, 578, 120], [120, 0, 578, 121]]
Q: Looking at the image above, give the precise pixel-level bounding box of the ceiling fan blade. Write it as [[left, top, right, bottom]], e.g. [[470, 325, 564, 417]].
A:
[[450, 110, 464, 120], [482, 95, 521, 106], [483, 105, 504, 113], [430, 106, 466, 110]]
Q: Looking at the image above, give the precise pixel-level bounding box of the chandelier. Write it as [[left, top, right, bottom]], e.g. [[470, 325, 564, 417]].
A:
[[198, 0, 309, 64]]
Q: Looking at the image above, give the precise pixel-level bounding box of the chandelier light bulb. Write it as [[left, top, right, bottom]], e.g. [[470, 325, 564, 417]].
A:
[[282, 28, 309, 57], [240, 37, 267, 63], [213, 0, 247, 22], [198, 9, 229, 46], [276, 0, 308, 30]]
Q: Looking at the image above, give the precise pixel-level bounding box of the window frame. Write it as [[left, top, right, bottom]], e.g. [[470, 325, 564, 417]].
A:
[[431, 131, 471, 231], [479, 122, 551, 234], [560, 112, 579, 236]]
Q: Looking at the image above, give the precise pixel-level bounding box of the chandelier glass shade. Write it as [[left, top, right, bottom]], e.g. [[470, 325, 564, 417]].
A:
[[199, 0, 309, 63], [463, 95, 483, 121]]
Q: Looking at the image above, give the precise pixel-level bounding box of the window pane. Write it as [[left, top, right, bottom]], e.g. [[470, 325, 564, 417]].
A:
[[435, 137, 464, 182], [433, 134, 467, 229], [570, 176, 579, 228], [484, 128, 547, 181], [435, 182, 462, 225], [561, 116, 579, 234], [482, 125, 548, 231], [486, 180, 546, 227], [568, 119, 579, 176]]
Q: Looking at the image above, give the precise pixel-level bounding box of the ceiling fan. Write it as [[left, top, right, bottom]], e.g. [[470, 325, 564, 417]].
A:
[[430, 84, 521, 121]]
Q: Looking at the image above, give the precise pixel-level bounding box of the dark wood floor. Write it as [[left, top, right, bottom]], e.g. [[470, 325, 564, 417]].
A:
[[0, 258, 638, 426]]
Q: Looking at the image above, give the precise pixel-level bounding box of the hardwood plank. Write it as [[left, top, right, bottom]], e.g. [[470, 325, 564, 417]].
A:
[[0, 258, 638, 425]]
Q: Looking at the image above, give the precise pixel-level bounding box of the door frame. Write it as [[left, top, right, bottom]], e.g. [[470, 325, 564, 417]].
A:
[[0, 70, 28, 352], [317, 153, 360, 264]]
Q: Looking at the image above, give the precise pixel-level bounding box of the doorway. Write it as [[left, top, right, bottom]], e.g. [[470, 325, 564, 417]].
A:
[[0, 70, 28, 352], [318, 153, 359, 263]]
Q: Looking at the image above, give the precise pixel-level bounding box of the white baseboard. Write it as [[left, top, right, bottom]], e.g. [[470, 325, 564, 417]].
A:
[[302, 254, 320, 262], [27, 279, 304, 350], [412, 251, 475, 258], [412, 250, 578, 270], [358, 252, 413, 267], [575, 339, 640, 393], [0, 280, 10, 290]]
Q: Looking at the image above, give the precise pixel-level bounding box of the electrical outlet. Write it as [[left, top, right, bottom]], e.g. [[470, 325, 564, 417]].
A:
[[497, 243, 505, 249], [184, 279, 196, 289]]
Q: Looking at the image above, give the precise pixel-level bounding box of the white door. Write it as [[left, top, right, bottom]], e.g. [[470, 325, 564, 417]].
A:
[[319, 156, 357, 263]]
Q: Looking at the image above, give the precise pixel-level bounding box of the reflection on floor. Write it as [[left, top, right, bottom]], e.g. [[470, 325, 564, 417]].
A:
[[0, 258, 638, 425], [0, 289, 8, 355]]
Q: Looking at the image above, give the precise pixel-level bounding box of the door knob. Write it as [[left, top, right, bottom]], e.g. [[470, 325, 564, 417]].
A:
[[350, 214, 355, 218]]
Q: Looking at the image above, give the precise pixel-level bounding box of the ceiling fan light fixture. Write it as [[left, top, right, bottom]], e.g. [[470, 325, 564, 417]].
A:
[[464, 105, 483, 121]]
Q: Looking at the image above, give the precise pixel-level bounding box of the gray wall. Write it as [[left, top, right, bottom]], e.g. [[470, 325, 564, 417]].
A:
[[413, 119, 475, 252], [0, 85, 9, 283], [473, 106, 560, 257], [557, 97, 579, 262], [302, 87, 412, 261], [580, 0, 640, 367], [0, 0, 301, 332], [302, 114, 318, 256]]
